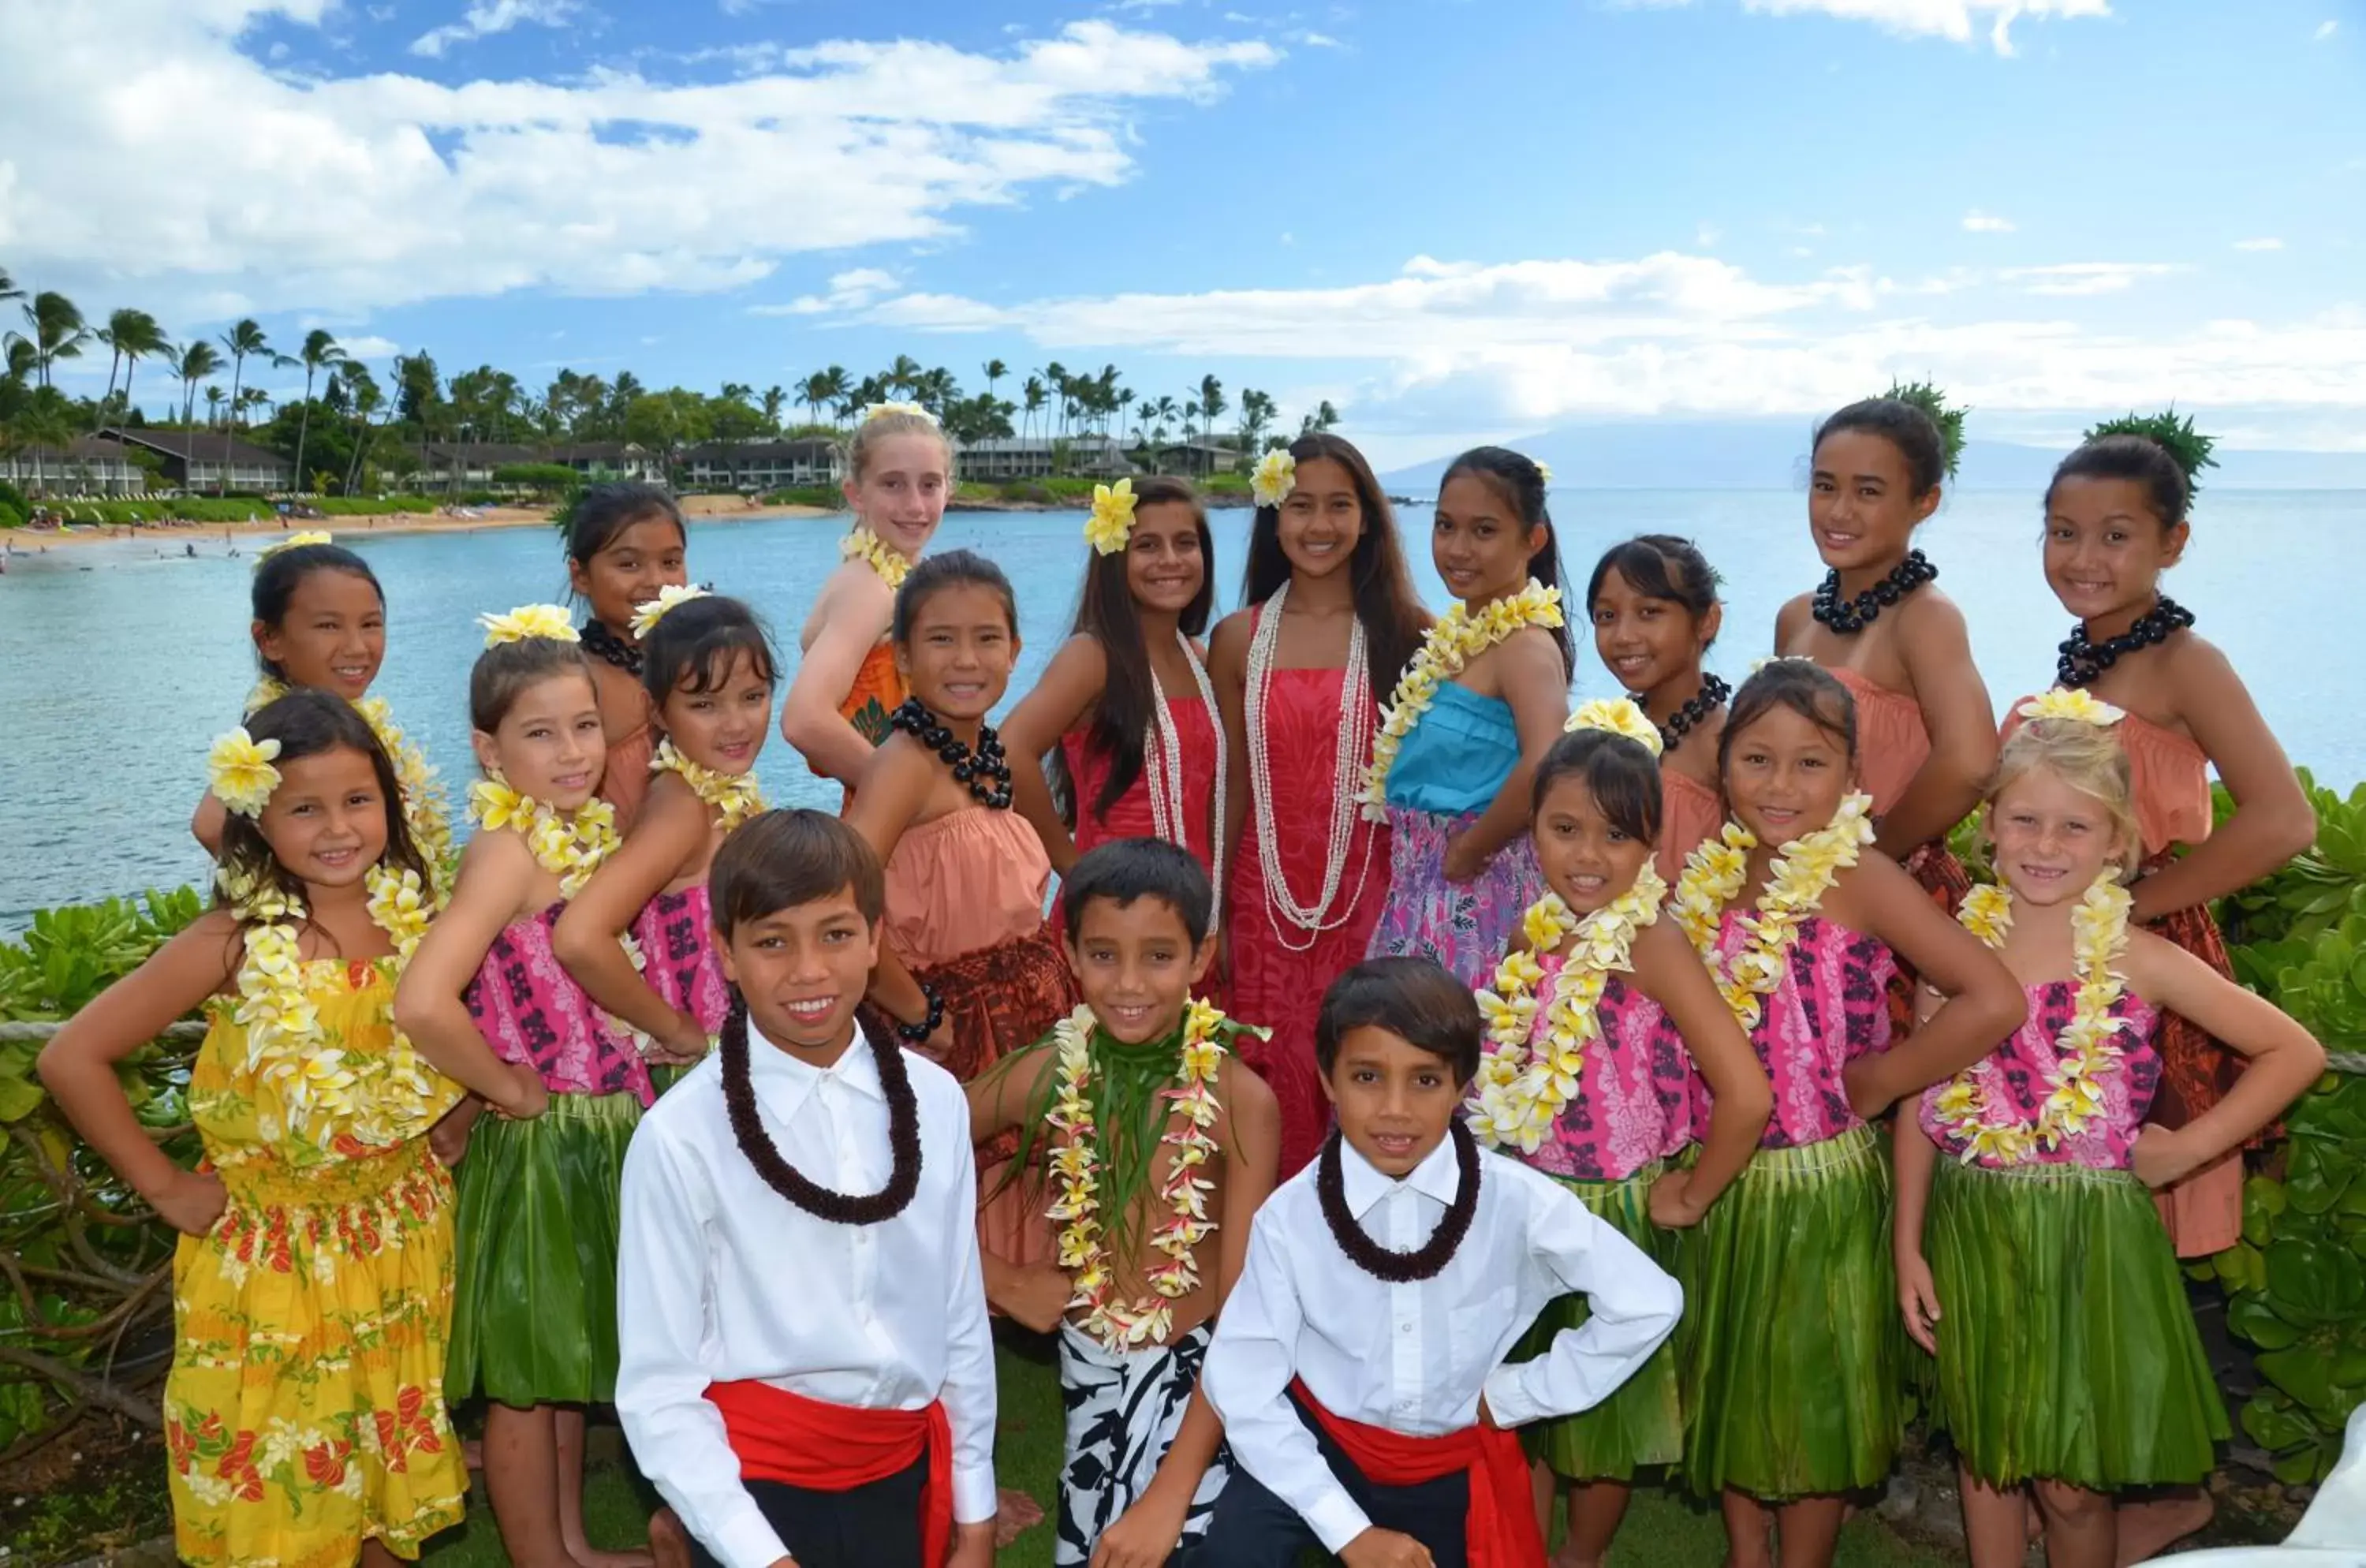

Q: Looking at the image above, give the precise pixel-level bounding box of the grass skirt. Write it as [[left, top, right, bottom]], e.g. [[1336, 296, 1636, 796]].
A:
[[446, 1090, 640, 1406], [1516, 1164, 1682, 1481], [1925, 1158, 2227, 1489], [1680, 1126, 1900, 1499]]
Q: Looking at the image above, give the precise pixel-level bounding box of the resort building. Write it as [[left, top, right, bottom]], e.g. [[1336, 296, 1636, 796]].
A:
[[957, 436, 1134, 480], [0, 436, 150, 496], [677, 439, 841, 491], [95, 430, 294, 493], [414, 441, 666, 487]]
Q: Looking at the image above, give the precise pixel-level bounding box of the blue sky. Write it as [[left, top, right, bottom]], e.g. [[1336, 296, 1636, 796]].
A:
[[2, 0, 2360, 469]]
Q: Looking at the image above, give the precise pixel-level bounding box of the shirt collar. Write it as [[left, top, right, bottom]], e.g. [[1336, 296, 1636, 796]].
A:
[[744, 1019, 886, 1117], [1338, 1129, 1464, 1220]]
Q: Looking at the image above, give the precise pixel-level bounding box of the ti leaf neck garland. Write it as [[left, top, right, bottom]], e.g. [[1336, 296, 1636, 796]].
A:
[[2056, 596, 2194, 689], [718, 994, 922, 1224], [1315, 1119, 1482, 1284], [1811, 549, 1937, 635], [889, 698, 1014, 810]]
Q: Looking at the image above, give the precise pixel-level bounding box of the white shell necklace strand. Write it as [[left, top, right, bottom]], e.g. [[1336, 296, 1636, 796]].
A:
[[1245, 584, 1375, 950], [1145, 631, 1228, 920]]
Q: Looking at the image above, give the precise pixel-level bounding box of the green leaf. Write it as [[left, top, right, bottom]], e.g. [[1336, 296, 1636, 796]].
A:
[[2265, 1239, 2365, 1322], [2259, 1342, 2345, 1412], [2230, 1294, 2303, 1350], [0, 1076, 44, 1123], [2242, 1393, 2320, 1453]]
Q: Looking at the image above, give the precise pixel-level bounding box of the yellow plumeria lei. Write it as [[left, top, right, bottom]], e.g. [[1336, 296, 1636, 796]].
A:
[[1929, 876, 2136, 1165], [225, 862, 449, 1150], [1673, 793, 1876, 1030], [244, 680, 454, 895], [1046, 999, 1228, 1352], [469, 779, 621, 899], [650, 739, 767, 831], [1250, 450, 1297, 509], [839, 525, 912, 591], [1084, 477, 1137, 556], [1471, 861, 1669, 1154], [1565, 695, 1663, 756], [1357, 579, 1565, 822]]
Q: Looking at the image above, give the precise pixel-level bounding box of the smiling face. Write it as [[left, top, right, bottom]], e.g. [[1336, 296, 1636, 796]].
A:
[[1276, 455, 1365, 581], [1988, 767, 2134, 908], [1125, 501, 1207, 619], [718, 887, 882, 1057], [895, 582, 1017, 724], [256, 743, 391, 890], [842, 432, 951, 559], [254, 567, 385, 701], [1534, 775, 1654, 916], [1808, 428, 1939, 577], [473, 671, 607, 808], [2043, 475, 2189, 625], [1322, 1025, 1461, 1178], [1722, 700, 1855, 846], [1591, 564, 1718, 698], [1065, 893, 1215, 1045], [659, 649, 774, 776], [1432, 472, 1543, 606], [569, 513, 688, 636]]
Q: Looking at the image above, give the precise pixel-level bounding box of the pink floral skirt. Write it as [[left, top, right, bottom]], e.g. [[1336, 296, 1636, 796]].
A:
[[1364, 806, 1545, 989]]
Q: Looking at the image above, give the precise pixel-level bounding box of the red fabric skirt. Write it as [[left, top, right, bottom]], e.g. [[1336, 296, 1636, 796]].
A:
[[705, 1379, 952, 1568], [2141, 852, 2252, 1258], [1884, 842, 1973, 1041], [1293, 1379, 1545, 1568]]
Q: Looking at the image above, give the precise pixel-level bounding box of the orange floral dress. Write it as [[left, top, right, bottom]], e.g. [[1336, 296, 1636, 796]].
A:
[[168, 957, 466, 1568]]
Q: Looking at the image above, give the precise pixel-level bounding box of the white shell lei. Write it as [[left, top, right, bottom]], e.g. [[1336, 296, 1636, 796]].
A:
[[1243, 584, 1376, 949], [1146, 633, 1229, 920]]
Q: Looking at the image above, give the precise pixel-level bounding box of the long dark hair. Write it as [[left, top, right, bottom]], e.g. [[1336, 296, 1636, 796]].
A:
[[1056, 477, 1216, 824], [216, 689, 429, 931], [1239, 432, 1429, 699], [1439, 445, 1574, 676]]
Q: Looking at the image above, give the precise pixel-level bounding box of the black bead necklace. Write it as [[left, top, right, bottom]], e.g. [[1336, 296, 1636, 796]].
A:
[[1315, 1119, 1482, 1284], [1659, 673, 1730, 755], [2056, 596, 2195, 689], [889, 698, 1013, 809], [580, 618, 642, 675], [719, 992, 922, 1225], [1811, 550, 1938, 635]]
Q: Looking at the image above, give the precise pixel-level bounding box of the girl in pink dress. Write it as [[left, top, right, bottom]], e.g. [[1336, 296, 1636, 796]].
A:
[[1472, 705, 1770, 1566], [1676, 662, 2024, 1568], [1897, 711, 2319, 1568], [1207, 434, 1430, 1178], [1586, 535, 1730, 884]]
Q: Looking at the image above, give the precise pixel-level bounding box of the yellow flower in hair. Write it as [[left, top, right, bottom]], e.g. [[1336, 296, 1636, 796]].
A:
[[1535, 459, 1554, 487], [2017, 687, 2126, 727], [1250, 449, 1297, 509], [1084, 477, 1138, 556], [629, 584, 712, 638], [862, 400, 935, 424], [254, 530, 333, 566], [208, 728, 284, 818], [1566, 696, 1663, 757], [477, 603, 580, 648]]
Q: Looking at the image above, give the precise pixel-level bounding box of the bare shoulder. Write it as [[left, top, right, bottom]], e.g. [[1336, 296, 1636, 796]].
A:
[[1630, 915, 1696, 976], [1208, 607, 1255, 666], [1219, 1050, 1281, 1128], [1774, 592, 1815, 649]]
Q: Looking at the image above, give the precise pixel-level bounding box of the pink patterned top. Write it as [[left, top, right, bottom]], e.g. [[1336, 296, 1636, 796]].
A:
[[1704, 913, 1896, 1149], [1516, 960, 1694, 1182], [1917, 983, 2163, 1171], [633, 883, 731, 1036], [465, 903, 655, 1106]]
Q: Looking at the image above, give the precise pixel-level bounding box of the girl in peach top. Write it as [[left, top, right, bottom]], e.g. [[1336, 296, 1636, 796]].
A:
[[562, 482, 690, 831], [1587, 535, 1730, 883], [1775, 396, 1999, 1028]]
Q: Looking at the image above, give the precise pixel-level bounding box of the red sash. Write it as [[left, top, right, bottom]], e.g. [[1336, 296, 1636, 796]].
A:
[[705, 1379, 953, 1568], [1292, 1378, 1545, 1568]]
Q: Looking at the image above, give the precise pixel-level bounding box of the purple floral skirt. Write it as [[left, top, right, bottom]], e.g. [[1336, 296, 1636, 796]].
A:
[[1364, 805, 1545, 988]]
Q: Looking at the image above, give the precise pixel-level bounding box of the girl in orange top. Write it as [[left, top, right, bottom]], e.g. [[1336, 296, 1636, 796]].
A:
[[1587, 534, 1729, 883], [563, 482, 690, 831], [1775, 397, 1998, 1027], [2013, 420, 2315, 1265], [782, 406, 953, 790]]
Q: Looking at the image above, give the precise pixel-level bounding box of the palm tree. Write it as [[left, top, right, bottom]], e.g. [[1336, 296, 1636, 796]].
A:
[[291, 329, 347, 494], [0, 268, 21, 310], [797, 371, 833, 429], [175, 341, 225, 427], [11, 292, 91, 389], [341, 364, 385, 496], [1021, 376, 1047, 442], [1198, 375, 1227, 466], [761, 384, 787, 432], [94, 308, 167, 428], [218, 319, 287, 492], [203, 386, 226, 427], [982, 359, 1007, 404], [817, 365, 853, 427], [885, 355, 924, 398]]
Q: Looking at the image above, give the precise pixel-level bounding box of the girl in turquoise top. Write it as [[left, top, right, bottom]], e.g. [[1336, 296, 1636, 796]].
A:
[[1364, 446, 1574, 984]]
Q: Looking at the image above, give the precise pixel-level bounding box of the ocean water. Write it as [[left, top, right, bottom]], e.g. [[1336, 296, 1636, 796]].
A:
[[2, 488, 2360, 928]]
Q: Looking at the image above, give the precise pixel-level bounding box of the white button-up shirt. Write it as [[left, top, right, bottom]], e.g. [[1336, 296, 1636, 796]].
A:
[[614, 1030, 997, 1568], [1203, 1133, 1682, 1553]]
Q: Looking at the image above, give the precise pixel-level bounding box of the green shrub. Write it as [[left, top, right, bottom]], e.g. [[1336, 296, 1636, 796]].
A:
[[760, 486, 843, 510], [491, 463, 581, 491], [998, 481, 1054, 504]]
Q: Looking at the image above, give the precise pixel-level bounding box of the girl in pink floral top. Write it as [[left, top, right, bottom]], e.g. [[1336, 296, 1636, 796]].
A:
[[1480, 713, 1768, 1566], [1676, 661, 2023, 1568], [1894, 715, 2319, 1568]]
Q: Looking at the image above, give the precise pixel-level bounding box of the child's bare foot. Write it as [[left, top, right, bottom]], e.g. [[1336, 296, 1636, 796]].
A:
[[647, 1508, 693, 1568], [995, 1487, 1044, 1547]]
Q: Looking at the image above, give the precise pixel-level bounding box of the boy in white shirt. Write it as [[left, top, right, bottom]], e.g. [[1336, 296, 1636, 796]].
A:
[[614, 809, 997, 1568], [1200, 957, 1683, 1568]]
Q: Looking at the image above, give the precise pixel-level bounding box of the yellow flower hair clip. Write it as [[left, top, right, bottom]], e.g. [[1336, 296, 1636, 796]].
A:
[[1085, 478, 1138, 556], [629, 584, 713, 638], [1566, 696, 1663, 757], [478, 603, 581, 648], [2017, 688, 2125, 727], [861, 400, 936, 424], [254, 530, 333, 567], [1534, 459, 1554, 487], [1250, 450, 1297, 509], [208, 727, 284, 818]]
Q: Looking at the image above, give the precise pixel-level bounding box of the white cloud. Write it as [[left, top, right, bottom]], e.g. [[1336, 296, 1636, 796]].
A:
[[1999, 261, 2178, 296], [1961, 208, 2016, 233], [2235, 237, 2286, 252], [748, 267, 901, 315], [0, 6, 1280, 321], [1737, 0, 2111, 54], [411, 0, 580, 58], [2316, 19, 2338, 41]]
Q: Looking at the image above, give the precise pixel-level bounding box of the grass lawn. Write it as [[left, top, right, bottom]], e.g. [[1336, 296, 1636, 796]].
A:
[[418, 1333, 1954, 1567]]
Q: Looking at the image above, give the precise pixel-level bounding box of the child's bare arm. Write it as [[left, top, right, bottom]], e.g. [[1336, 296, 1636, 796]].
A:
[[1446, 631, 1568, 875], [1839, 856, 2027, 1118], [2125, 928, 2324, 1188], [553, 778, 711, 1056], [1879, 594, 1997, 861], [2137, 639, 2315, 921], [391, 834, 549, 1115], [1633, 920, 1769, 1223]]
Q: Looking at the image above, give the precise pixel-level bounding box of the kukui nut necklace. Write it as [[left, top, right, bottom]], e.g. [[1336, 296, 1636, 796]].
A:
[[580, 618, 643, 674], [2057, 596, 2195, 689], [1244, 583, 1377, 950], [1659, 673, 1730, 754], [1315, 1118, 1482, 1283], [1811, 549, 1938, 635], [889, 698, 1013, 809], [718, 994, 922, 1224]]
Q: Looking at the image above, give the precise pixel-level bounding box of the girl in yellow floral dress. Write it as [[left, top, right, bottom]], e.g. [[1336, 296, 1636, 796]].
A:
[[38, 689, 471, 1568]]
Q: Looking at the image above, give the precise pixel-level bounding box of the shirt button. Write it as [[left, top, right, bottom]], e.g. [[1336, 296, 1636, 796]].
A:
[[1398, 1321, 1413, 1335]]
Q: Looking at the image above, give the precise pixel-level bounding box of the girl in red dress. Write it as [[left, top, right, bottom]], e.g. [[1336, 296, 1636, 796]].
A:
[[1207, 435, 1428, 1178]]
